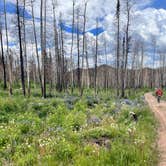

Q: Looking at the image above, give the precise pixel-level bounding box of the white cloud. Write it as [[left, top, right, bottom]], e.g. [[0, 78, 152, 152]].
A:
[[3, 0, 166, 68], [132, 8, 166, 50]]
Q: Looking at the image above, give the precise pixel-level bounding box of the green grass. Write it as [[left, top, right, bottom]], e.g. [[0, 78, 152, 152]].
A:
[[160, 89, 166, 101], [0, 88, 158, 166]]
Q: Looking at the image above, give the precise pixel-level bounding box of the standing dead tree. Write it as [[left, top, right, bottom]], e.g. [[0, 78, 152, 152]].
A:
[[52, 0, 62, 92], [40, 0, 47, 98], [0, 19, 7, 90], [121, 0, 133, 97], [59, 13, 65, 91], [115, 0, 120, 97], [31, 0, 43, 95], [76, 8, 81, 91], [151, 35, 157, 88], [158, 50, 165, 88], [0, 0, 7, 90], [103, 34, 109, 91], [81, 1, 88, 96], [94, 18, 99, 95], [70, 0, 76, 94], [16, 0, 26, 96], [139, 42, 144, 88], [22, 0, 31, 96], [4, 0, 13, 94]]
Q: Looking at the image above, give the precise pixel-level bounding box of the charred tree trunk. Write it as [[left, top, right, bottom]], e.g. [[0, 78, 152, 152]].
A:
[[16, 0, 26, 96], [0, 27, 7, 90], [40, 0, 47, 98], [116, 0, 120, 97], [76, 9, 81, 91], [121, 37, 125, 97]]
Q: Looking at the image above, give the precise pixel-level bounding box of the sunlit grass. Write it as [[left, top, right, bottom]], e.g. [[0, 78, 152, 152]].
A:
[[0, 87, 157, 165]]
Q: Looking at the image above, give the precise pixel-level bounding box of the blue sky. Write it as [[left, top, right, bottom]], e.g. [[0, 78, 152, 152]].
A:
[[0, 1, 32, 19], [151, 0, 166, 9], [1, 1, 165, 17], [0, 0, 165, 37], [0, 1, 104, 36], [60, 23, 104, 36]]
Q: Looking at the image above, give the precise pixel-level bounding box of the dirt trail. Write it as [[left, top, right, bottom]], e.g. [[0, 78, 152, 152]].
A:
[[145, 93, 166, 166]]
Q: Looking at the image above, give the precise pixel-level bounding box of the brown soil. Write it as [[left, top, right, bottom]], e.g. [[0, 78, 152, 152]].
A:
[[145, 93, 166, 166]]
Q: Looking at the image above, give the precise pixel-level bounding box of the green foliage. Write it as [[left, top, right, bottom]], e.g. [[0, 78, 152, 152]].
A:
[[0, 89, 157, 166], [0, 99, 19, 113], [65, 111, 86, 131]]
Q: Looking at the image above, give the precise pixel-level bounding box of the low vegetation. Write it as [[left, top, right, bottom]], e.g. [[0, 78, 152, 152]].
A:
[[0, 89, 157, 166]]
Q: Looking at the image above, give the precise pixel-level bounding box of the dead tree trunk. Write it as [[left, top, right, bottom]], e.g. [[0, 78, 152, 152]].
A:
[[52, 0, 62, 92], [85, 38, 90, 88], [76, 8, 81, 91], [139, 43, 144, 88], [59, 14, 65, 91], [122, 0, 131, 97], [94, 19, 99, 95], [16, 0, 26, 96], [121, 37, 125, 97], [31, 0, 43, 94], [4, 0, 12, 93], [81, 1, 88, 96], [23, 0, 30, 96], [103, 34, 108, 91], [70, 0, 75, 94], [116, 0, 120, 97], [151, 35, 157, 88], [40, 0, 47, 98], [0, 26, 7, 90]]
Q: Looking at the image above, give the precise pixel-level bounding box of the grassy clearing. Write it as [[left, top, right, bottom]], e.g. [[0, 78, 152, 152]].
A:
[[0, 88, 157, 166]]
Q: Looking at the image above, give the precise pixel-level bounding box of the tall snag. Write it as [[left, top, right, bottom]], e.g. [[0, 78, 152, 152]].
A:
[[16, 0, 26, 96], [70, 0, 75, 94], [0, 23, 7, 90], [76, 8, 81, 92], [94, 18, 99, 95], [116, 0, 120, 97], [81, 1, 88, 96], [4, 0, 13, 94], [40, 0, 47, 98], [31, 0, 43, 95]]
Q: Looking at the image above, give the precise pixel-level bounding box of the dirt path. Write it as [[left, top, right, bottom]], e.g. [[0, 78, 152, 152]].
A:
[[145, 93, 166, 166]]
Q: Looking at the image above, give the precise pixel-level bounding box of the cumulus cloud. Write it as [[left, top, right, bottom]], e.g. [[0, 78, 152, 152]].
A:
[[2, 0, 166, 67]]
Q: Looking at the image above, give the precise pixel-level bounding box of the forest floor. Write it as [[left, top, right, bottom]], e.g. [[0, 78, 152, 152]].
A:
[[145, 93, 166, 166]]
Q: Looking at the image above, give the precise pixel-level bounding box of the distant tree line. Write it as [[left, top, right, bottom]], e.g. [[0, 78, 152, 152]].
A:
[[0, 0, 165, 98]]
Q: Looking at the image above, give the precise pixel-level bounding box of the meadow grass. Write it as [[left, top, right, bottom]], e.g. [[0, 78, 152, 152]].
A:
[[0, 87, 158, 166]]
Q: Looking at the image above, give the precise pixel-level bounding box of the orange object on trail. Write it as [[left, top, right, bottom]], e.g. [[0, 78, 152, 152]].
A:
[[156, 88, 163, 97]]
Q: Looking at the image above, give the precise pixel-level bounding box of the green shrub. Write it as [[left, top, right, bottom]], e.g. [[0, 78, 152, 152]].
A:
[[0, 99, 19, 113], [83, 127, 113, 139], [65, 111, 87, 131], [53, 139, 76, 161]]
